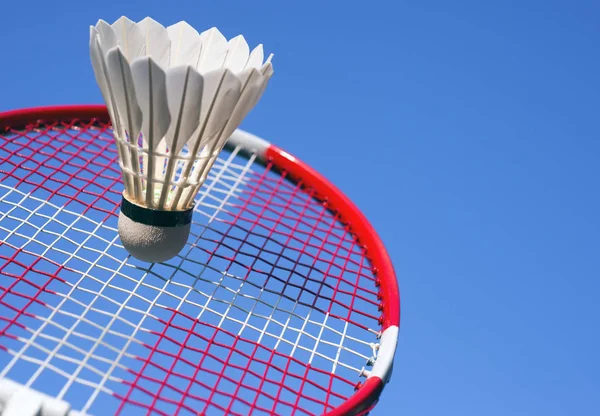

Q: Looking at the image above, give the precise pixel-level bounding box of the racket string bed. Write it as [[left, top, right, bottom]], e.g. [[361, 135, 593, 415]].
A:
[[0, 114, 394, 416]]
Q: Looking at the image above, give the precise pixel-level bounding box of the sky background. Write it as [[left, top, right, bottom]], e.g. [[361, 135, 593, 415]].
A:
[[1, 1, 599, 415]]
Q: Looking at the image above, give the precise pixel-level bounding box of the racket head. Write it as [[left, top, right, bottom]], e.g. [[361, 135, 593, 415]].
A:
[[0, 106, 399, 415]]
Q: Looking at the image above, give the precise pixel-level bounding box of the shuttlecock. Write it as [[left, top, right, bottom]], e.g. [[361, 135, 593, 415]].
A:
[[89, 16, 273, 263]]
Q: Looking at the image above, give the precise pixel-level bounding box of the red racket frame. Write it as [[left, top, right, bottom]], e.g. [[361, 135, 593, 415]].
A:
[[0, 105, 400, 415]]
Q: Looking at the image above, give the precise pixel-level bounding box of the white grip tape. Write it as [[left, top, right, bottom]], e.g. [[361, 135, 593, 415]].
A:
[[0, 379, 71, 416], [369, 325, 398, 384], [228, 129, 270, 160]]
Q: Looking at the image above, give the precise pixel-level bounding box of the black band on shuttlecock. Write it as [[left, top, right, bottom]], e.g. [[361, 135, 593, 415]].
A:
[[120, 196, 193, 227]]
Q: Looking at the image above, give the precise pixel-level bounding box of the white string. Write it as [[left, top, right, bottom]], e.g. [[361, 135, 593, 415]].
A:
[[0, 132, 381, 414], [83, 147, 256, 412]]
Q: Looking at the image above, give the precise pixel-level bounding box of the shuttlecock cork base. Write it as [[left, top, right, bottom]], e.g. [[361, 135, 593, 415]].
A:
[[118, 196, 193, 263]]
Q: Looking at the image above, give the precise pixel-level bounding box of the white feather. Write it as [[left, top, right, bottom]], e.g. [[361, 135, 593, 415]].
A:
[[182, 69, 241, 154], [180, 69, 263, 209], [223, 35, 249, 73], [251, 69, 273, 110], [164, 66, 204, 155], [106, 46, 144, 199], [138, 17, 170, 68], [260, 60, 274, 78], [220, 69, 265, 142], [106, 47, 143, 142], [157, 65, 204, 208], [131, 56, 170, 207], [130, 57, 170, 151], [171, 69, 241, 209], [197, 27, 228, 73], [112, 16, 145, 61], [167, 21, 201, 68], [95, 20, 118, 51], [89, 27, 112, 113], [246, 44, 264, 69], [90, 27, 132, 195], [90, 26, 122, 139], [203, 70, 242, 140]]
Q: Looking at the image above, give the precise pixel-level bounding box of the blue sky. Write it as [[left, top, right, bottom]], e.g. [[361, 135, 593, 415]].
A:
[[1, 1, 599, 415]]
